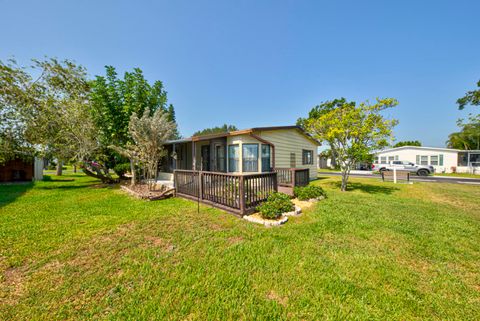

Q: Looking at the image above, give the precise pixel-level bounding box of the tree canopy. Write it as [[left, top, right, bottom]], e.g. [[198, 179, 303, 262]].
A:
[[446, 114, 480, 150], [457, 80, 480, 110], [0, 58, 179, 185], [301, 98, 398, 191], [393, 140, 422, 148], [0, 58, 92, 168], [192, 124, 238, 137]]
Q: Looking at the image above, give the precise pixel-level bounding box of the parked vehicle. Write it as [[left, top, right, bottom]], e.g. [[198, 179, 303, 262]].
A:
[[372, 161, 434, 176]]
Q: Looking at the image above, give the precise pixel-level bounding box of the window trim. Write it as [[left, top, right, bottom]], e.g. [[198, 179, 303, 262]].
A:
[[302, 149, 314, 165], [242, 143, 259, 172], [227, 144, 239, 173]]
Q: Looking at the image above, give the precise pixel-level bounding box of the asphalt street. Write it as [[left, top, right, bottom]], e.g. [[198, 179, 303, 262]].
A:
[[318, 171, 480, 185]]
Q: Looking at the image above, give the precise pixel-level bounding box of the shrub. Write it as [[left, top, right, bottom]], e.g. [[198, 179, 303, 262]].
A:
[[294, 185, 326, 201], [257, 192, 294, 220], [114, 163, 131, 178]]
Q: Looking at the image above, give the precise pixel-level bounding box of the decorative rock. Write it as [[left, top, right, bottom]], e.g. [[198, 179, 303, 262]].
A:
[[243, 213, 288, 226], [283, 205, 302, 216]]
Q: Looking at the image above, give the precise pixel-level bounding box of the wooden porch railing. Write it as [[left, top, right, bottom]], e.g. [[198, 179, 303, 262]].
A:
[[274, 168, 310, 187], [174, 170, 278, 215]]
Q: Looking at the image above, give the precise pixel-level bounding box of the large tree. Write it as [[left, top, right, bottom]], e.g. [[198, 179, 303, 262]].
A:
[[457, 80, 480, 110], [0, 58, 94, 174], [89, 66, 179, 177], [302, 98, 398, 191], [192, 124, 238, 136]]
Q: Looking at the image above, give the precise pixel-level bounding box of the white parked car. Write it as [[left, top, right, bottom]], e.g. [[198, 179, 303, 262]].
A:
[[372, 161, 435, 176]]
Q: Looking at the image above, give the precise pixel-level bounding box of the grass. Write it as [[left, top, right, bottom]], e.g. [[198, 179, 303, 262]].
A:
[[317, 168, 341, 173], [434, 172, 480, 178], [1, 173, 480, 320]]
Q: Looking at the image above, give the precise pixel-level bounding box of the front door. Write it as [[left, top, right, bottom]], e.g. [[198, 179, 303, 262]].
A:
[[201, 145, 210, 171]]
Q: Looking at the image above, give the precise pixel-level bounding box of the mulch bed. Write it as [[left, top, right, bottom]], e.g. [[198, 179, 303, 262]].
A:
[[120, 183, 175, 201]]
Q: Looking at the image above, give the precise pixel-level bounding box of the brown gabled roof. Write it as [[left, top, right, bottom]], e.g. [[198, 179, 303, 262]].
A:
[[188, 125, 320, 145]]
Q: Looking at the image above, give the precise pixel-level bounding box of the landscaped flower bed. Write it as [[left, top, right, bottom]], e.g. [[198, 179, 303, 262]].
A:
[[120, 183, 175, 201]]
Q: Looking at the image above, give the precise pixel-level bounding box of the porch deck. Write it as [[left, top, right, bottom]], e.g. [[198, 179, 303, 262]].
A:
[[173, 168, 309, 216]]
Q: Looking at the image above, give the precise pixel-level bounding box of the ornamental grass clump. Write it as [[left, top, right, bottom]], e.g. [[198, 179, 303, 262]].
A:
[[257, 192, 294, 220], [294, 185, 326, 201]]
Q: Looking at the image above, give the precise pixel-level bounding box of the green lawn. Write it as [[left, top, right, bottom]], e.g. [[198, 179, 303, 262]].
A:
[[434, 172, 480, 178], [1, 173, 480, 320]]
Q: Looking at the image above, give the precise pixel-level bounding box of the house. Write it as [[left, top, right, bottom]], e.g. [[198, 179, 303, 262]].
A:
[[374, 146, 480, 174], [0, 157, 43, 183], [158, 126, 319, 215]]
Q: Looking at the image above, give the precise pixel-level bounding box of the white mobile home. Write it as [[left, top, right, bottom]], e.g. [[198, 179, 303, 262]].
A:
[[374, 146, 480, 174]]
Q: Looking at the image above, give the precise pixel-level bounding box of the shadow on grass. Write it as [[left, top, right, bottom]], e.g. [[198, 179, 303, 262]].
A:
[[42, 176, 75, 182], [330, 181, 400, 194], [0, 181, 34, 209]]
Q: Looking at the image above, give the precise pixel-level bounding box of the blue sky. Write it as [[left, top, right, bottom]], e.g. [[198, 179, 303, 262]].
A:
[[1, 0, 479, 147]]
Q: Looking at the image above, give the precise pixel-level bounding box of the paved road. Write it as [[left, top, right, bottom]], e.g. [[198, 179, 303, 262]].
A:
[[318, 171, 480, 185]]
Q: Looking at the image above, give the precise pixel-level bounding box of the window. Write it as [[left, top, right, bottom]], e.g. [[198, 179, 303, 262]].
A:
[[430, 155, 439, 166], [420, 155, 428, 165], [439, 154, 444, 166], [228, 145, 239, 172], [261, 144, 271, 172], [395, 155, 399, 161], [388, 156, 395, 163], [381, 156, 387, 164], [302, 150, 313, 165], [215, 145, 225, 171], [242, 144, 259, 172], [374, 156, 379, 163]]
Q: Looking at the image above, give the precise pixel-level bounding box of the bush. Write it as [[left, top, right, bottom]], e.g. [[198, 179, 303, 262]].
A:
[[294, 185, 326, 201], [257, 192, 294, 220], [114, 163, 131, 178]]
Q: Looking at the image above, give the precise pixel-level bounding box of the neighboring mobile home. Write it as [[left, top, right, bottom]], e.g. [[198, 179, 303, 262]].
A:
[[158, 126, 320, 215], [374, 146, 480, 174]]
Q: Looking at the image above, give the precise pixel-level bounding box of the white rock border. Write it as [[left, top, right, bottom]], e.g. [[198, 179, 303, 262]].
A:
[[243, 214, 289, 227], [283, 205, 302, 216]]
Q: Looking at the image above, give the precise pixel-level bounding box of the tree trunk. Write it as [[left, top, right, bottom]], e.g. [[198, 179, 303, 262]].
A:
[[73, 164, 77, 173], [340, 165, 351, 192], [130, 158, 136, 186], [82, 166, 116, 184], [56, 161, 63, 176]]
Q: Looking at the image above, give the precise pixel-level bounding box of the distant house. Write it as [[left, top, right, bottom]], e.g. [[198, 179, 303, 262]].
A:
[[374, 146, 480, 174], [0, 157, 43, 183], [158, 125, 319, 215]]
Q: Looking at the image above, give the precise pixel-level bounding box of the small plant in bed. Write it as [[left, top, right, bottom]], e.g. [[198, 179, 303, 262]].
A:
[[257, 192, 295, 219], [294, 185, 326, 201]]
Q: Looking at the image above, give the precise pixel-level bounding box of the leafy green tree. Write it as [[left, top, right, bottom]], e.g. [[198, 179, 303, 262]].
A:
[[447, 114, 480, 150], [457, 80, 480, 110], [302, 98, 398, 191], [0, 57, 93, 175], [393, 140, 421, 148], [192, 124, 238, 136], [89, 66, 179, 176]]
